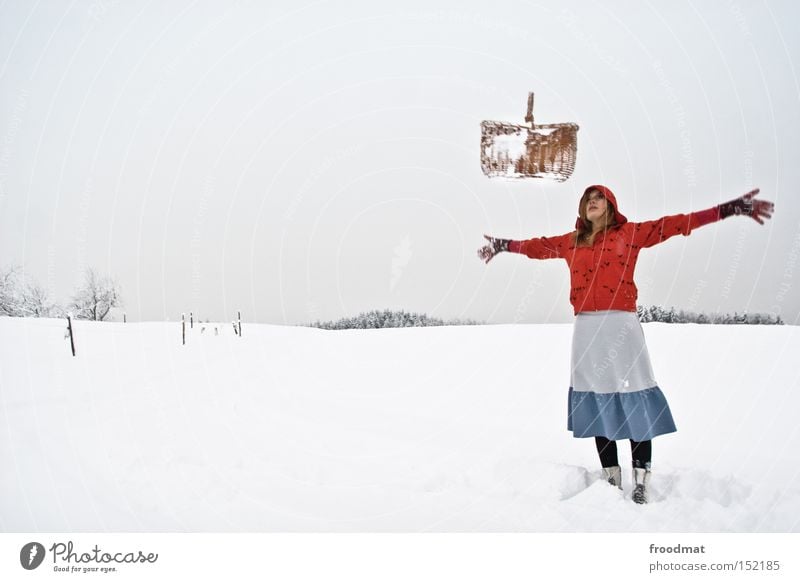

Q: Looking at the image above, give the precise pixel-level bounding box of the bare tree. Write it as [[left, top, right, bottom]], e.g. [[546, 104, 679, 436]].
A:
[[0, 265, 24, 316], [23, 281, 63, 317], [0, 265, 62, 317], [69, 268, 122, 321]]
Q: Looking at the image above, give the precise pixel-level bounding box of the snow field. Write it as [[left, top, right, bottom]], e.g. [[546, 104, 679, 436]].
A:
[[1, 317, 798, 531]]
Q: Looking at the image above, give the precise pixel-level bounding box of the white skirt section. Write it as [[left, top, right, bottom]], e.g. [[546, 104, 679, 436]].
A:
[[567, 310, 677, 441]]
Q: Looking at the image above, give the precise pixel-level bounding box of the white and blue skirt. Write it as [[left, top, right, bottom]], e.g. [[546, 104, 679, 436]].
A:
[[567, 310, 676, 441]]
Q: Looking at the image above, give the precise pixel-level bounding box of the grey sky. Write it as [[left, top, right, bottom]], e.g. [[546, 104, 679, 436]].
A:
[[1, 0, 798, 325]]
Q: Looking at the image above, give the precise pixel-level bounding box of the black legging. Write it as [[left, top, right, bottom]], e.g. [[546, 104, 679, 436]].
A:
[[595, 436, 651, 469]]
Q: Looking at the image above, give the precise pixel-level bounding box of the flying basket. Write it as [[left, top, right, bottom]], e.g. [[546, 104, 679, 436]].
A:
[[480, 93, 579, 182]]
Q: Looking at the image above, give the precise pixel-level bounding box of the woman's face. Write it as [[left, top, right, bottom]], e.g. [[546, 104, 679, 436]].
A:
[[585, 190, 608, 225]]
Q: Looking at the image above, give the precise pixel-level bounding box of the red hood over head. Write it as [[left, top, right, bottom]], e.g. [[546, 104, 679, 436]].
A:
[[576, 184, 628, 230]]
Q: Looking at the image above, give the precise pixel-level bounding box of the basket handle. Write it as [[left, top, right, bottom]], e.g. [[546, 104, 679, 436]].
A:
[[524, 92, 535, 126]]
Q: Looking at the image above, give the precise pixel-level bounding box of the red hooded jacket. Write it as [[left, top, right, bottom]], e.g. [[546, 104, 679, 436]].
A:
[[508, 185, 720, 315]]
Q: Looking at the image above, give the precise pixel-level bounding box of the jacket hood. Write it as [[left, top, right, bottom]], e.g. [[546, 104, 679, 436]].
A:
[[575, 184, 628, 230]]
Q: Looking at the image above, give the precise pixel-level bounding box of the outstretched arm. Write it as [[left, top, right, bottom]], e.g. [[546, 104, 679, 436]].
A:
[[477, 233, 569, 263], [632, 188, 773, 249]]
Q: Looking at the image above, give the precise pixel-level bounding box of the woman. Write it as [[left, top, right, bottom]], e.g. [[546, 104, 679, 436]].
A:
[[477, 185, 774, 504]]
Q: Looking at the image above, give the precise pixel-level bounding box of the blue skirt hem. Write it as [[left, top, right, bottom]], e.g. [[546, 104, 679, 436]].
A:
[[567, 385, 677, 441]]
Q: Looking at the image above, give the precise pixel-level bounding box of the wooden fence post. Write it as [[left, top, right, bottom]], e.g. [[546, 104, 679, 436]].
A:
[[67, 315, 76, 357], [182, 313, 186, 346], [238, 311, 242, 337], [190, 312, 193, 329]]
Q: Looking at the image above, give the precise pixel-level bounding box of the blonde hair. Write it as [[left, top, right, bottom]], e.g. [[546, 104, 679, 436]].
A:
[[574, 189, 620, 247]]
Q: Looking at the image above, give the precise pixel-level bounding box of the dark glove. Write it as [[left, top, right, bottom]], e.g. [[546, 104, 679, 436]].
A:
[[478, 235, 511, 264], [718, 188, 774, 224]]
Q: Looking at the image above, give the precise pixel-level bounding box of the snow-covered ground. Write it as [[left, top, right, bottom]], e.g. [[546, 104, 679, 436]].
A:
[[1, 317, 798, 532]]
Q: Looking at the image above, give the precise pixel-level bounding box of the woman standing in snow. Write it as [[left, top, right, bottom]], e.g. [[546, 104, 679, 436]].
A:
[[477, 185, 774, 504]]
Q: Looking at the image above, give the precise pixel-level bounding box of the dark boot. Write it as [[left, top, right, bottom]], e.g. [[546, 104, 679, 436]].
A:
[[601, 466, 622, 490], [632, 467, 651, 504]]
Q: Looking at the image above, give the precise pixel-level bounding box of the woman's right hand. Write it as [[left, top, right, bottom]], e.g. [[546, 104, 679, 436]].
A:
[[478, 234, 511, 264]]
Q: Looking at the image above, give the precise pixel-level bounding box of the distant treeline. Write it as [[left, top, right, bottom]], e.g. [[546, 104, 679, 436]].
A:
[[308, 309, 483, 330], [637, 305, 783, 325], [306, 306, 784, 330]]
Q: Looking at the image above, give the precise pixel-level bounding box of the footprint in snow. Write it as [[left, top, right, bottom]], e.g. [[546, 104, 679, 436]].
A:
[[492, 458, 594, 500]]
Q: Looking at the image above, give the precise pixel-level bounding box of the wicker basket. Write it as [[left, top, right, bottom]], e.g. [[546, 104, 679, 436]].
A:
[[480, 93, 579, 182]]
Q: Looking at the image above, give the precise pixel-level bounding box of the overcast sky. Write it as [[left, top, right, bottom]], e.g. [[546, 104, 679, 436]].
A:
[[1, 0, 798, 325]]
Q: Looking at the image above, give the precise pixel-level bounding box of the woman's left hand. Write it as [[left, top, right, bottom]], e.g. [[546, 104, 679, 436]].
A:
[[718, 188, 774, 224]]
